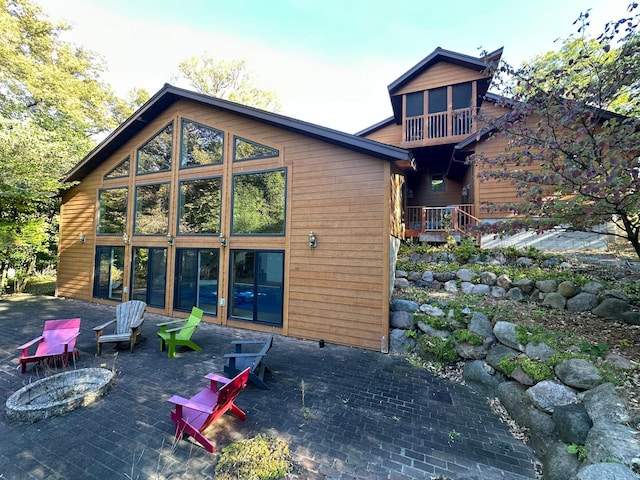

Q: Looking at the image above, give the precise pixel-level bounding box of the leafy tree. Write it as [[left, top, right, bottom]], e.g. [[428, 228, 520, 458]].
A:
[[474, 4, 640, 258], [175, 55, 282, 111], [0, 0, 140, 292]]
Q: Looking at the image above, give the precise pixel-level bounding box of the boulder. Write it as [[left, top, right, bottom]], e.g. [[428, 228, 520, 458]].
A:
[[566, 292, 599, 313], [513, 278, 534, 293], [490, 286, 506, 298], [505, 287, 525, 301], [454, 341, 488, 360], [576, 463, 639, 480], [542, 292, 567, 310], [433, 272, 456, 282], [395, 269, 407, 278], [592, 298, 630, 320], [463, 360, 504, 397], [598, 289, 631, 303], [389, 328, 415, 353], [492, 321, 523, 351], [536, 279, 558, 293], [456, 268, 476, 282], [526, 380, 578, 414], [527, 408, 558, 461], [444, 280, 458, 293], [585, 421, 640, 469], [582, 383, 631, 424], [407, 271, 422, 282], [497, 381, 533, 428], [553, 403, 592, 445], [416, 322, 450, 339], [557, 280, 580, 298], [496, 274, 512, 289], [421, 270, 434, 283], [525, 342, 556, 362], [516, 257, 534, 267], [460, 281, 474, 294], [393, 277, 410, 289], [622, 310, 640, 325], [419, 304, 445, 316], [485, 344, 520, 371], [543, 442, 581, 480], [471, 284, 491, 296], [480, 271, 497, 286], [390, 299, 419, 312], [555, 358, 602, 390], [468, 312, 493, 339], [389, 310, 413, 330], [580, 281, 605, 295]]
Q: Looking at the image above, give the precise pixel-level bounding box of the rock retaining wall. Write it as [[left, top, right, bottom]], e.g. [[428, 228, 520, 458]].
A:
[[390, 257, 640, 480]]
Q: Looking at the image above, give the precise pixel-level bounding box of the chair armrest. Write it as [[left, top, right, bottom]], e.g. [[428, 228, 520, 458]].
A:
[[162, 326, 185, 334], [93, 319, 116, 331], [205, 372, 231, 384], [224, 352, 266, 360], [167, 395, 214, 414], [157, 319, 184, 327], [17, 335, 44, 351], [62, 333, 80, 346], [231, 339, 267, 346], [130, 317, 144, 329]]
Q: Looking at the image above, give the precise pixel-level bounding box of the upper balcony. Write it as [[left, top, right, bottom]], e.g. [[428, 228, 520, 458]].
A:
[[403, 107, 474, 147]]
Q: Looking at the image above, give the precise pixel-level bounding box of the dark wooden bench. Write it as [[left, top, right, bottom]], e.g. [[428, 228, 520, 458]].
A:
[[224, 331, 274, 390], [167, 367, 250, 453]]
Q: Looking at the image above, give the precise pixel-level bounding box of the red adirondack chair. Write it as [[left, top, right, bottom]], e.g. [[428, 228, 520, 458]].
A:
[[168, 368, 250, 453], [17, 318, 81, 373]]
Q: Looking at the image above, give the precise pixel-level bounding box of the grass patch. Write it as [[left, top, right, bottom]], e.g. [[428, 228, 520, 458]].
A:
[[215, 434, 293, 480], [23, 276, 56, 296]]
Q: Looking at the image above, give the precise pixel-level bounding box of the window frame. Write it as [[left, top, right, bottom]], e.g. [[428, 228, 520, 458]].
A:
[[177, 175, 223, 236], [133, 182, 171, 236], [97, 186, 128, 235], [179, 118, 225, 169], [136, 121, 174, 175]]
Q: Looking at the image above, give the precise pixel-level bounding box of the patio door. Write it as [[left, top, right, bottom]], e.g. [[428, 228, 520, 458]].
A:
[[131, 247, 167, 308], [229, 250, 284, 327], [174, 248, 219, 315]]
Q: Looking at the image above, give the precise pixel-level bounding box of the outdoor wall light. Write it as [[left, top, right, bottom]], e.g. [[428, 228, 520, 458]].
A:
[[166, 233, 175, 245], [219, 233, 228, 247], [78, 232, 86, 243], [122, 233, 130, 245], [308, 231, 317, 249]]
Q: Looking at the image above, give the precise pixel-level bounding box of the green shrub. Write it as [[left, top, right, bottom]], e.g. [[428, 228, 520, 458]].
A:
[[417, 335, 459, 363], [214, 434, 292, 480], [452, 329, 484, 345], [414, 312, 449, 331], [517, 356, 554, 382], [498, 356, 517, 376]]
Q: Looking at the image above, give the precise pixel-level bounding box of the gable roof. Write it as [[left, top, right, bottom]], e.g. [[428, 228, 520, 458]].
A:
[[387, 47, 503, 124], [63, 84, 414, 183]]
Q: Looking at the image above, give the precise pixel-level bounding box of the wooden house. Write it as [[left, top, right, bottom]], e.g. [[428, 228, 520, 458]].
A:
[[359, 47, 511, 243], [57, 84, 413, 351]]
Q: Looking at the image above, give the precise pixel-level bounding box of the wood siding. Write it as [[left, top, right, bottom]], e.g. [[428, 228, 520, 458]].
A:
[[58, 99, 392, 351], [363, 122, 403, 145], [394, 62, 486, 95]]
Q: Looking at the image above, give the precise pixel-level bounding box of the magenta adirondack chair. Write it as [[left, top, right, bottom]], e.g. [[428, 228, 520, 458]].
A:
[[168, 368, 250, 453], [17, 318, 81, 373]]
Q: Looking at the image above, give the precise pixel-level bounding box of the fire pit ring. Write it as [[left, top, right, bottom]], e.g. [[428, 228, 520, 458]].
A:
[[6, 368, 114, 422]]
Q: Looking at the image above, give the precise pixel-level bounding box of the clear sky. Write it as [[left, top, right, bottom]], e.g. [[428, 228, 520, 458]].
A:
[[40, 0, 632, 134]]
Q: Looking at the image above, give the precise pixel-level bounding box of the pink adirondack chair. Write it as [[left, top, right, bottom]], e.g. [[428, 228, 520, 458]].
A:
[[17, 318, 81, 373]]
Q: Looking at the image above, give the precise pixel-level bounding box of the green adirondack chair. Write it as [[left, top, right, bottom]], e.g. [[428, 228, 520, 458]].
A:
[[157, 307, 204, 358]]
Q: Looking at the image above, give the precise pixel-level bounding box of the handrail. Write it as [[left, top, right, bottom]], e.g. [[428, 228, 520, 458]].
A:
[[406, 205, 481, 244]]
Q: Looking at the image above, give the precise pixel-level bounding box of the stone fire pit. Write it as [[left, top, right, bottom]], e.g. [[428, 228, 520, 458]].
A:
[[6, 368, 114, 422]]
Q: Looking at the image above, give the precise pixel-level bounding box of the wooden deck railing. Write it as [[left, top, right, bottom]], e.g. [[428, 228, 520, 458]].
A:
[[404, 107, 473, 143], [405, 205, 481, 244]]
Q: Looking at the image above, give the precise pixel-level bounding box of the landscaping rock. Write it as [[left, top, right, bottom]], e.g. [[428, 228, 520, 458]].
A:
[[536, 279, 558, 293], [553, 403, 592, 445], [463, 360, 504, 397], [433, 272, 456, 282], [389, 328, 414, 353], [542, 292, 567, 310], [490, 286, 506, 298], [543, 442, 581, 480], [598, 289, 631, 303], [471, 284, 490, 296], [390, 299, 418, 312], [421, 271, 434, 283], [513, 278, 534, 293], [582, 383, 631, 424], [419, 304, 445, 316], [592, 297, 630, 320], [416, 322, 450, 339], [492, 321, 523, 351], [576, 462, 639, 480], [622, 310, 640, 325], [566, 292, 599, 312], [585, 421, 640, 468], [497, 381, 533, 428], [525, 342, 556, 362], [395, 269, 407, 278], [460, 281, 474, 294], [480, 271, 497, 286], [526, 380, 578, 413], [485, 344, 520, 371], [454, 341, 487, 360], [557, 280, 580, 298], [456, 268, 476, 282], [555, 358, 602, 390], [389, 310, 414, 330], [407, 271, 422, 282], [516, 257, 534, 267], [496, 274, 512, 289], [527, 407, 558, 461], [394, 277, 411, 289], [580, 281, 605, 295], [505, 287, 525, 301], [605, 352, 635, 370], [510, 367, 536, 386], [444, 280, 458, 293], [468, 312, 493, 339]]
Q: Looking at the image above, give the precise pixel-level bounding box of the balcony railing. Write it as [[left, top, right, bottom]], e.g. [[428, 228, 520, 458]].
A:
[[404, 107, 473, 143], [405, 205, 481, 244]]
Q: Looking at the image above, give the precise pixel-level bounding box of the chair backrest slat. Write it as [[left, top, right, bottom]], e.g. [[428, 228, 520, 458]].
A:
[[115, 300, 146, 334]]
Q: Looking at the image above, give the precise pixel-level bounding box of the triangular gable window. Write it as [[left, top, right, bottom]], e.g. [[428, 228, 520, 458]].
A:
[[104, 157, 130, 179], [233, 136, 279, 161]]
